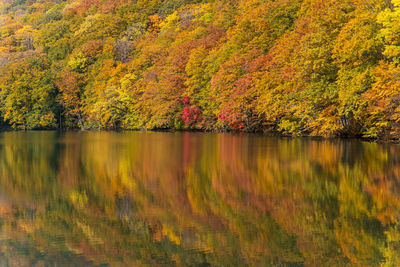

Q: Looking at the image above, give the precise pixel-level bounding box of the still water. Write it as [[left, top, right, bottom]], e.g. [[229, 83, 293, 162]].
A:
[[0, 131, 398, 266]]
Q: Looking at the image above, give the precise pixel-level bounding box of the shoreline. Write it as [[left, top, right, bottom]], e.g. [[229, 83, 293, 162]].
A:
[[0, 127, 392, 144]]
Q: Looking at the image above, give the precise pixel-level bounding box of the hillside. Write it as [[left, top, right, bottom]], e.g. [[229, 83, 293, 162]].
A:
[[0, 0, 399, 139]]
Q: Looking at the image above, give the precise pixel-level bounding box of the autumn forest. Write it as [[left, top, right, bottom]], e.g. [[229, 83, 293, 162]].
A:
[[1, 0, 400, 139]]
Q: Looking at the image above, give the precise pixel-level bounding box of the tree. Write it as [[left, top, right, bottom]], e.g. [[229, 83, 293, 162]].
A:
[[0, 57, 58, 129], [56, 71, 85, 129]]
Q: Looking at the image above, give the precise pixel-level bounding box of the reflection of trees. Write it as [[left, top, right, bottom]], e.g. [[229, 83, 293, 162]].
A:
[[0, 132, 400, 265]]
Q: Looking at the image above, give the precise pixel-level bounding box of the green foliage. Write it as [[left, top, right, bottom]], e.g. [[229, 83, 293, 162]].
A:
[[0, 57, 58, 129]]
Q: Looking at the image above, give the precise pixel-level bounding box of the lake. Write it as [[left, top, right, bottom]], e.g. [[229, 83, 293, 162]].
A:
[[0, 131, 398, 266]]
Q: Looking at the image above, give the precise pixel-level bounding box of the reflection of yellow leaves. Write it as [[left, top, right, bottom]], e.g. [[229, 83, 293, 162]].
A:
[[70, 190, 88, 208], [3, 131, 400, 265], [0, 204, 11, 215], [334, 217, 382, 266], [162, 225, 181, 245], [120, 158, 137, 191], [19, 222, 38, 234], [186, 168, 210, 216], [66, 242, 83, 255], [76, 221, 104, 245], [383, 225, 400, 266]]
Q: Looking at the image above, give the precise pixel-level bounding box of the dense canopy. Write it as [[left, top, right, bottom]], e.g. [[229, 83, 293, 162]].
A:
[[1, 0, 400, 139]]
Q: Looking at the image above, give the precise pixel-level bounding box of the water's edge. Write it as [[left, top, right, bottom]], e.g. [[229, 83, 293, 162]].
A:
[[0, 127, 388, 143]]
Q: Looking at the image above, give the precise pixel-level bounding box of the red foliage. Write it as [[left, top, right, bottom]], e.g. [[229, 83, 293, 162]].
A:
[[181, 97, 201, 126], [67, 0, 100, 15], [218, 110, 245, 131], [181, 96, 191, 105]]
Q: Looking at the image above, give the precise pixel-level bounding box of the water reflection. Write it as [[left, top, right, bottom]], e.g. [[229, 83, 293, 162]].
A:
[[0, 131, 399, 266]]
